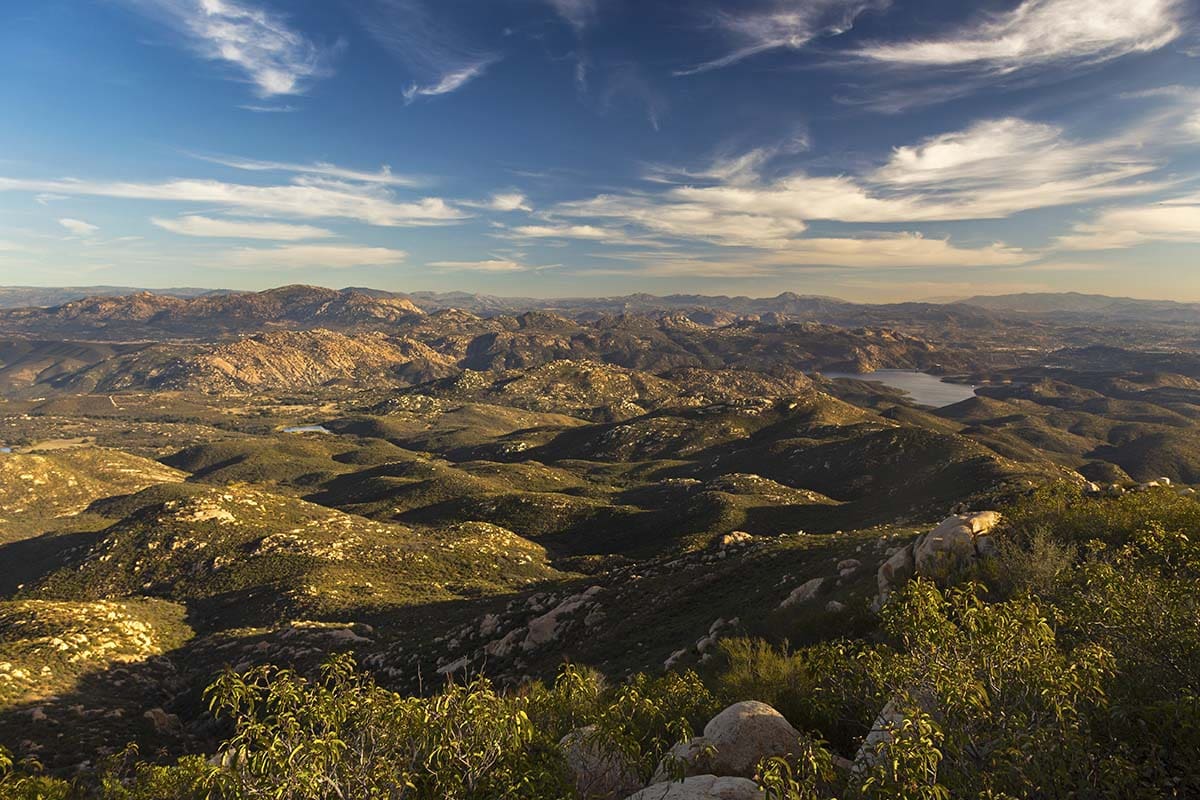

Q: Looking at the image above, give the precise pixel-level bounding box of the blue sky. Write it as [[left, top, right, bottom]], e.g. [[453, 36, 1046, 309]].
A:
[[1, 0, 1198, 301]]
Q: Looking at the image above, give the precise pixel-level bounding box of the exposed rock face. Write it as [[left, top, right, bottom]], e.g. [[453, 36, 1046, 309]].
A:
[[852, 696, 939, 788], [912, 512, 1001, 578], [778, 578, 825, 610], [625, 776, 764, 800], [852, 699, 906, 776], [561, 726, 644, 800], [715, 531, 755, 550], [875, 511, 1001, 607], [875, 546, 915, 605], [655, 701, 802, 782]]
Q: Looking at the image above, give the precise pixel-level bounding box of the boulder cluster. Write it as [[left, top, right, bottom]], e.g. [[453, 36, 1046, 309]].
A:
[[873, 511, 1001, 609], [561, 700, 810, 800]]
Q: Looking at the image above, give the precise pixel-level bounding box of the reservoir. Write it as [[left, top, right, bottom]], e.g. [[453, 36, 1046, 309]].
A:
[[283, 424, 333, 434], [822, 369, 978, 408]]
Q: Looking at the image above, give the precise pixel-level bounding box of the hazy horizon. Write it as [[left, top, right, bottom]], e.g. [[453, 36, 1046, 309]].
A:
[[4, 281, 1200, 307], [3, 0, 1199, 303]]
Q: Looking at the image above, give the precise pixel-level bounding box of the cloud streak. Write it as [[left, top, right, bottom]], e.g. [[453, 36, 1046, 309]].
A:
[[428, 258, 549, 272], [545, 0, 600, 31], [194, 154, 424, 187], [603, 232, 1031, 273], [151, 214, 334, 239], [1057, 197, 1200, 250], [677, 0, 888, 76], [548, 116, 1165, 254], [402, 60, 494, 102], [223, 244, 407, 269], [58, 218, 99, 236], [0, 176, 468, 227], [357, 0, 498, 102], [126, 0, 332, 96], [857, 0, 1185, 72]]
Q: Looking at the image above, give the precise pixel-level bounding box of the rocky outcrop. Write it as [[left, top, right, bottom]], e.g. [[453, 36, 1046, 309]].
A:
[[852, 699, 906, 775], [561, 726, 643, 800], [875, 511, 1001, 607], [778, 578, 825, 610], [624, 776, 764, 800], [654, 701, 802, 782]]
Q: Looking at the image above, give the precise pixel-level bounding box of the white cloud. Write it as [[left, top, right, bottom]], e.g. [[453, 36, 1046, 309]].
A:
[[223, 244, 407, 269], [428, 259, 537, 272], [559, 193, 810, 248], [548, 116, 1165, 251], [677, 0, 888, 76], [358, 0, 497, 101], [151, 215, 334, 239], [127, 0, 330, 96], [1186, 111, 1200, 140], [403, 60, 493, 101], [0, 176, 467, 227], [194, 154, 424, 187], [772, 233, 1030, 267], [238, 104, 298, 113], [504, 223, 649, 246], [1057, 199, 1200, 250], [858, 0, 1185, 72], [1119, 84, 1200, 144], [610, 233, 1030, 273], [58, 218, 99, 236], [488, 192, 531, 212], [869, 117, 1161, 214], [545, 0, 599, 31]]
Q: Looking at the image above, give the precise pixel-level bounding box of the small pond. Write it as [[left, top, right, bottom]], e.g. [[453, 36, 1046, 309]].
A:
[[822, 369, 978, 408]]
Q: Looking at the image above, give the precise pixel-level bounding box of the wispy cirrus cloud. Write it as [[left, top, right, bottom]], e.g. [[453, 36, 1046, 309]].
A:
[[1121, 84, 1200, 143], [546, 116, 1166, 254], [596, 233, 1031, 272], [869, 117, 1162, 212], [502, 223, 654, 247], [193, 154, 425, 187], [545, 0, 600, 32], [0, 175, 468, 227], [462, 192, 532, 212], [839, 0, 1190, 111], [58, 218, 99, 236], [856, 0, 1186, 72], [223, 244, 407, 269], [428, 258, 554, 272], [123, 0, 333, 96], [676, 0, 889, 76], [356, 0, 498, 102], [402, 60, 495, 102], [151, 214, 334, 239], [238, 103, 299, 113], [1057, 196, 1200, 250]]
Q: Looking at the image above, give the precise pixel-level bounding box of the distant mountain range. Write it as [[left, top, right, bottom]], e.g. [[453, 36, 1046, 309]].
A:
[[962, 292, 1200, 322], [0, 286, 217, 309], [2, 285, 1199, 330]]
